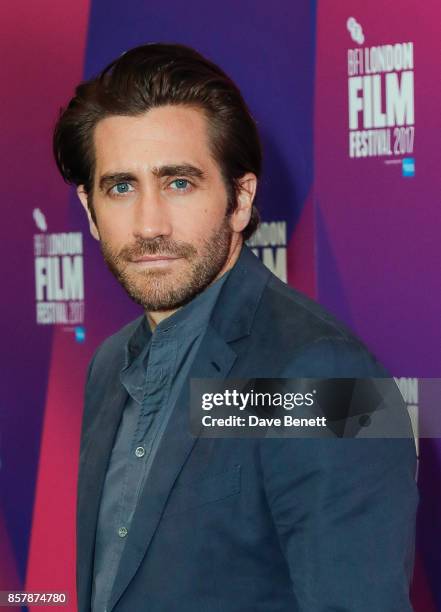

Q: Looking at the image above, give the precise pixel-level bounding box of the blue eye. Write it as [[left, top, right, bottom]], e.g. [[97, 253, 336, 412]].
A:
[[110, 182, 133, 195], [171, 179, 190, 191]]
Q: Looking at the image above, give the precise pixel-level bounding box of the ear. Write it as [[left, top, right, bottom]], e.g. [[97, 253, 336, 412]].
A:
[[77, 186, 100, 241], [228, 173, 257, 233]]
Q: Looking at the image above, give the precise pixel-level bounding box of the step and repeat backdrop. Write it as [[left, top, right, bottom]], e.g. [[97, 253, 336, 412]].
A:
[[1, 0, 440, 610]]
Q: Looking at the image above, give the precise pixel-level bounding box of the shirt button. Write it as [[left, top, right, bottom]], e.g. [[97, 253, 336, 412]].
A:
[[135, 446, 145, 458], [118, 526, 128, 538]]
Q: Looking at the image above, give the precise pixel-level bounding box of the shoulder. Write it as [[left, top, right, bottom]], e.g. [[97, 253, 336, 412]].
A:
[[253, 272, 388, 377], [263, 273, 355, 341]]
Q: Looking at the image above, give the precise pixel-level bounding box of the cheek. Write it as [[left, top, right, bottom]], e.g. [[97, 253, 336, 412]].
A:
[[97, 216, 131, 246], [173, 205, 220, 241]]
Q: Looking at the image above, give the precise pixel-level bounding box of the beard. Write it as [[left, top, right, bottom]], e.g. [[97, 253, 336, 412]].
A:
[[99, 214, 233, 312]]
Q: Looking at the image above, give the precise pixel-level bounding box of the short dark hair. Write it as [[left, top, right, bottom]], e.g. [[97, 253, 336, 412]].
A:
[[53, 43, 262, 240]]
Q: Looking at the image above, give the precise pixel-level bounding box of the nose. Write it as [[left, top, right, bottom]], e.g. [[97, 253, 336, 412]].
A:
[[132, 188, 172, 240]]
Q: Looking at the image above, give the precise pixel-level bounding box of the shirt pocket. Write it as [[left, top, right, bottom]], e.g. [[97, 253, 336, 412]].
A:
[[163, 464, 241, 517]]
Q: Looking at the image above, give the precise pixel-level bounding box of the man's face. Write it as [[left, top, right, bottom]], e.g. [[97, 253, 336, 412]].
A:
[[78, 105, 254, 312]]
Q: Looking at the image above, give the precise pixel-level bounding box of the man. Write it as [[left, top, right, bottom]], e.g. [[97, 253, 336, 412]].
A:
[[54, 43, 418, 612]]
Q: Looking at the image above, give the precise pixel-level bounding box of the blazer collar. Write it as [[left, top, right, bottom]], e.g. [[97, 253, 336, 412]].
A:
[[210, 242, 271, 342]]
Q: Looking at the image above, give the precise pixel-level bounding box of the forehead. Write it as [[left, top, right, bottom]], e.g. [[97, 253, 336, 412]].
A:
[[93, 105, 215, 173]]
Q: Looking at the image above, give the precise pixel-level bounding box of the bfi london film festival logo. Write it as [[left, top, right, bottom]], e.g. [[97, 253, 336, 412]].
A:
[[33, 208, 85, 341], [246, 221, 287, 282], [346, 18, 415, 177]]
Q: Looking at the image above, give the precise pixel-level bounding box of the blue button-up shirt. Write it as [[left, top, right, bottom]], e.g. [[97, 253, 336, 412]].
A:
[[92, 269, 231, 612]]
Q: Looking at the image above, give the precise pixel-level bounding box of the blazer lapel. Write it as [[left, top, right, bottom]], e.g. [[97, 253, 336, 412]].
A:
[[77, 369, 128, 612], [107, 324, 237, 611]]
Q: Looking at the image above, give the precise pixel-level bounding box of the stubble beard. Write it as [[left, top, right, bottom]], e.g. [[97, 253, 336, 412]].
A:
[[99, 214, 234, 312]]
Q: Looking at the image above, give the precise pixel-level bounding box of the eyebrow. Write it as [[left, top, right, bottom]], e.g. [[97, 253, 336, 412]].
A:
[[99, 173, 136, 192], [152, 164, 206, 179], [98, 164, 206, 192]]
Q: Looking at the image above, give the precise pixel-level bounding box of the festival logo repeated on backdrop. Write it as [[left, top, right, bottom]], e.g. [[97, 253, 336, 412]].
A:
[[347, 18, 415, 176], [33, 208, 85, 340], [247, 221, 287, 282], [315, 2, 441, 606]]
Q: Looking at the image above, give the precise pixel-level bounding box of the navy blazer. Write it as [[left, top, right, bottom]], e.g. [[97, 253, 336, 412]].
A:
[[77, 244, 418, 612]]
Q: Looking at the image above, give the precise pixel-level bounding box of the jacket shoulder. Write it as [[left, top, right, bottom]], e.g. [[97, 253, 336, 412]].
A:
[[252, 273, 387, 376], [263, 273, 358, 342]]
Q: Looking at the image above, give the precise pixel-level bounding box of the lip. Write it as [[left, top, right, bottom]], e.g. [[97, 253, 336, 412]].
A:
[[130, 255, 183, 267], [132, 255, 181, 262]]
